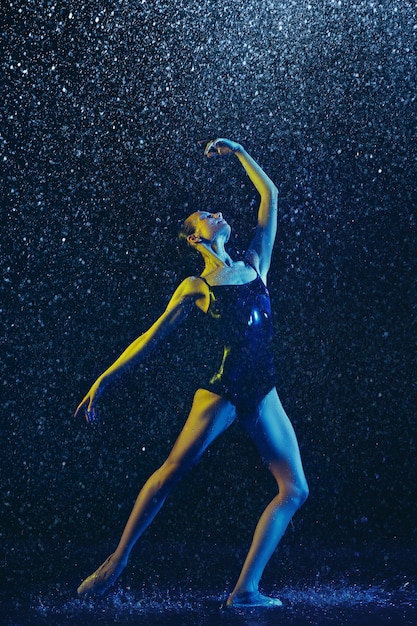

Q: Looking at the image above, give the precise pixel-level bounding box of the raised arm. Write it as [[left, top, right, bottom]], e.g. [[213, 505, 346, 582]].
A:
[[75, 277, 207, 423], [205, 139, 278, 281]]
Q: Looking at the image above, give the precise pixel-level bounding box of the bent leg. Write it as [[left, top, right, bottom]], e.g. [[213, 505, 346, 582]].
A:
[[78, 389, 235, 596], [227, 388, 308, 607]]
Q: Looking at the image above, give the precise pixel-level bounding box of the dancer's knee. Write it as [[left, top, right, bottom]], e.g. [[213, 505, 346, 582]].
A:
[[296, 480, 309, 507], [157, 456, 193, 488], [281, 479, 309, 510]]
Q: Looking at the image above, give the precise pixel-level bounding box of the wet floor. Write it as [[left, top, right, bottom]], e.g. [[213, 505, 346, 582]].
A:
[[3, 583, 416, 626], [1, 543, 416, 625]]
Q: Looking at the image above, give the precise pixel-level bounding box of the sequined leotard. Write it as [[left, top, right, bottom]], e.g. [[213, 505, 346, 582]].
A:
[[199, 264, 276, 414]]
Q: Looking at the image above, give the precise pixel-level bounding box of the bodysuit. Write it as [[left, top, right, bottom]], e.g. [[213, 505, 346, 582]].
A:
[[199, 264, 276, 415]]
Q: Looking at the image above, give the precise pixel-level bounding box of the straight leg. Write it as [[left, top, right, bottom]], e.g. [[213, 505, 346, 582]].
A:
[[77, 389, 235, 596]]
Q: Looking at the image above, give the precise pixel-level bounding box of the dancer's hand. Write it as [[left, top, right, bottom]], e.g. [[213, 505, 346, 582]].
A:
[[74, 378, 105, 423], [204, 138, 242, 158]]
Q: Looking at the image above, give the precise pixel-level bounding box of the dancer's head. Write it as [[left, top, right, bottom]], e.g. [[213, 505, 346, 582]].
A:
[[179, 211, 231, 250]]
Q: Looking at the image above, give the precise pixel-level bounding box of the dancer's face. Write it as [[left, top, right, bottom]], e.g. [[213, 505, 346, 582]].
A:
[[184, 211, 231, 245]]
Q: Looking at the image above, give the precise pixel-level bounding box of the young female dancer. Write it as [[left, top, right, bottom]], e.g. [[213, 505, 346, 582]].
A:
[[75, 138, 308, 607]]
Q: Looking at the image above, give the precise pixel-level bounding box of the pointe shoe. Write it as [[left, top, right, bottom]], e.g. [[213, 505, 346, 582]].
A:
[[77, 554, 125, 597], [226, 590, 283, 608]]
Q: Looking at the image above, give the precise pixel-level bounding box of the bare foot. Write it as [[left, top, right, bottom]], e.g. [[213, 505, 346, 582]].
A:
[[77, 553, 127, 596], [226, 590, 283, 608]]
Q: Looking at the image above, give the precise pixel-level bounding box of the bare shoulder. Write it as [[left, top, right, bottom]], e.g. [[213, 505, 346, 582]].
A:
[[245, 249, 261, 272], [168, 275, 209, 312], [245, 249, 268, 284], [178, 275, 208, 295]]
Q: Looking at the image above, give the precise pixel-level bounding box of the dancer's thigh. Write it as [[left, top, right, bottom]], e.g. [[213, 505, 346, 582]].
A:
[[166, 388, 236, 470], [241, 388, 307, 487]]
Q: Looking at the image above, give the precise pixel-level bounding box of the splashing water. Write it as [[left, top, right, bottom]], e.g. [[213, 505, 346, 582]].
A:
[[9, 580, 414, 626]]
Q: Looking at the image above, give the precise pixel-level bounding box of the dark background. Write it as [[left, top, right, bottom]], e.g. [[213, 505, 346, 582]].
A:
[[2, 0, 416, 601]]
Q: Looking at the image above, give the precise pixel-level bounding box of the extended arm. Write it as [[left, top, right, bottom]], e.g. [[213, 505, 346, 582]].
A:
[[75, 277, 206, 423], [205, 139, 278, 281]]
